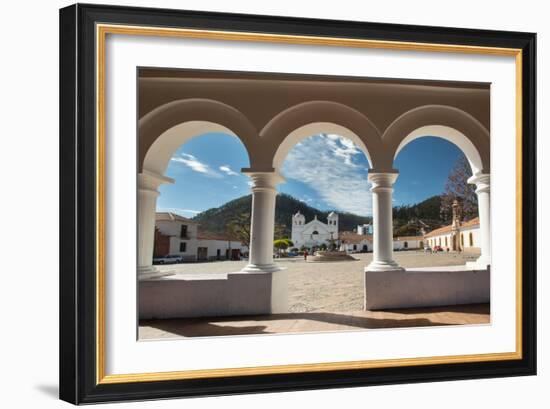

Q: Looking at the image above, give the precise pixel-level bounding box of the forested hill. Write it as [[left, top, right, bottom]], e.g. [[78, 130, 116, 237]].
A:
[[192, 193, 445, 238], [393, 195, 444, 236], [192, 193, 372, 238]]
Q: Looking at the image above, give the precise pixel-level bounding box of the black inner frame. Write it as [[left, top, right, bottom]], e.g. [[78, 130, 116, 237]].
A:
[[59, 3, 536, 404]]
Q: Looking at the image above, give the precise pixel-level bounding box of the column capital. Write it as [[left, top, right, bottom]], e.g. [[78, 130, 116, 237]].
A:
[[138, 169, 174, 192], [243, 171, 285, 191], [467, 173, 490, 194], [368, 171, 399, 191]]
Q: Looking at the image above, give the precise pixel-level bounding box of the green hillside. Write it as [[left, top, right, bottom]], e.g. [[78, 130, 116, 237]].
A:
[[393, 195, 445, 236], [192, 193, 446, 238], [192, 193, 372, 238]]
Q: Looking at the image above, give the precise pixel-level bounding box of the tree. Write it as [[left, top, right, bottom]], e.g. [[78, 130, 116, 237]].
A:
[[440, 155, 478, 223], [226, 212, 251, 249], [274, 222, 287, 240], [394, 223, 419, 237], [273, 238, 293, 255]]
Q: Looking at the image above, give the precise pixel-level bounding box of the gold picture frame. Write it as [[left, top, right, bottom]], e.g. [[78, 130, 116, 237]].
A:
[[60, 4, 536, 404]]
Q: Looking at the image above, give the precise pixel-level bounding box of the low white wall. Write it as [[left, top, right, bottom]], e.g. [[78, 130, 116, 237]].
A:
[[139, 271, 287, 319], [365, 266, 490, 310]]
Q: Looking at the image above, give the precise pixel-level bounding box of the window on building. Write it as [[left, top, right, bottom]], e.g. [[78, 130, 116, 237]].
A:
[[469, 232, 474, 246], [404, 241, 408, 248], [461, 234, 464, 246], [445, 237, 448, 246], [180, 224, 188, 238], [179, 242, 187, 252]]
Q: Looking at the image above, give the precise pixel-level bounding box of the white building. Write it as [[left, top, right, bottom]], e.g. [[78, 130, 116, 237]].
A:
[[357, 223, 373, 235], [154, 212, 247, 262], [339, 232, 424, 252], [291, 211, 338, 248], [424, 217, 481, 253], [393, 236, 424, 250], [340, 231, 372, 253]]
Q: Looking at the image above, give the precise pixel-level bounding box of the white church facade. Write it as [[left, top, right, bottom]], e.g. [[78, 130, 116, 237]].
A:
[[291, 211, 338, 248]]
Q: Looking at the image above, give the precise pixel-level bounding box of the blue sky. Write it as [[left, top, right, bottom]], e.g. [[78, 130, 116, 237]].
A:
[[156, 132, 463, 217]]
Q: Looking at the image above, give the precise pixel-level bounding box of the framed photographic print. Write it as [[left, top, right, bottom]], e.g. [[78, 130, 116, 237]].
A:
[[59, 3, 536, 404]]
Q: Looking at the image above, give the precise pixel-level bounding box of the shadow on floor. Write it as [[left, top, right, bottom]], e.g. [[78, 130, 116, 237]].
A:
[[140, 313, 455, 338], [374, 303, 490, 316], [140, 320, 270, 337]]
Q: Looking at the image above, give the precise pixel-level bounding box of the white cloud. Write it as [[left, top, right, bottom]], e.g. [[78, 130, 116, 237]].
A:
[[171, 153, 222, 178], [281, 134, 372, 216], [219, 165, 239, 176], [322, 133, 361, 166]]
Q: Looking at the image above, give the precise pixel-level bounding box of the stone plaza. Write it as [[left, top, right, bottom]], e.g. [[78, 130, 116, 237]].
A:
[[139, 251, 489, 339]]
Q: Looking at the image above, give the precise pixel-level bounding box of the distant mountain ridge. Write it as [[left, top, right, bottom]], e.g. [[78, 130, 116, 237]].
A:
[[191, 193, 449, 238], [193, 193, 450, 238], [192, 193, 372, 238]]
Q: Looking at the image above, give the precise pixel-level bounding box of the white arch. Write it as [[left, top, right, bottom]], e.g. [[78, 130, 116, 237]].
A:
[[394, 125, 483, 174], [142, 120, 248, 175], [272, 122, 373, 170]]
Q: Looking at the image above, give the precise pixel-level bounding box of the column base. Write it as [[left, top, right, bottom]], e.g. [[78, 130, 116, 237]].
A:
[[365, 260, 404, 272], [240, 263, 282, 273], [138, 265, 175, 280]]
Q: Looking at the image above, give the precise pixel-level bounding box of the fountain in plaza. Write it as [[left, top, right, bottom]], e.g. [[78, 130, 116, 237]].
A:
[[306, 232, 357, 262]]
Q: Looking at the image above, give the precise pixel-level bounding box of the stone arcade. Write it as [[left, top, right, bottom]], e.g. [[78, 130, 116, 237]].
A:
[[138, 69, 491, 319]]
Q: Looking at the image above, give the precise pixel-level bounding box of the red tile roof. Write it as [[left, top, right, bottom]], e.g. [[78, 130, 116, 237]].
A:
[[395, 236, 424, 241], [340, 231, 372, 244], [155, 212, 198, 224], [197, 231, 241, 242]]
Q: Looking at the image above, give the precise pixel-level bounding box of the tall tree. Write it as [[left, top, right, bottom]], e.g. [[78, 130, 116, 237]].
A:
[[226, 212, 251, 249], [274, 222, 287, 240], [226, 212, 288, 248], [440, 155, 478, 223]]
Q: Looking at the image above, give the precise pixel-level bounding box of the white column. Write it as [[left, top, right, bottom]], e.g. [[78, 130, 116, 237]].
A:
[[241, 172, 285, 273], [366, 172, 403, 271], [138, 170, 174, 280], [468, 173, 491, 269]]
